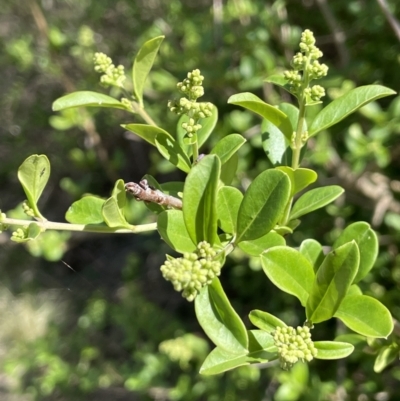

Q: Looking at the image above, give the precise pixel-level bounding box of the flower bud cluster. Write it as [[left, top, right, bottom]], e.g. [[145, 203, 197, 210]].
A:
[[159, 337, 192, 368], [160, 241, 222, 302], [284, 29, 328, 102], [11, 226, 28, 242], [168, 69, 213, 138], [93, 52, 126, 88], [273, 325, 317, 370], [22, 200, 35, 217]]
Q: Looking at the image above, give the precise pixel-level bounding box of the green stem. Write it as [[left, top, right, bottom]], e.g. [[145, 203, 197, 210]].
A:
[[131, 101, 158, 126], [1, 217, 157, 234], [192, 139, 199, 164]]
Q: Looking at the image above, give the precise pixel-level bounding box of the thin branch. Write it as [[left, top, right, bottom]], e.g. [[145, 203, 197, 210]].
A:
[[125, 180, 183, 210], [376, 0, 400, 41]]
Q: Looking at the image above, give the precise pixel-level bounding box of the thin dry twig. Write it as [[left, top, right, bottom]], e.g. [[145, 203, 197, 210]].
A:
[[125, 180, 183, 210]]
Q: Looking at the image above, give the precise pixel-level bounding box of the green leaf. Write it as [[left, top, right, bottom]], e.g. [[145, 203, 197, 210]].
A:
[[216, 186, 243, 234], [157, 210, 196, 253], [278, 103, 300, 131], [313, 341, 354, 360], [238, 231, 286, 257], [176, 104, 218, 156], [183, 155, 221, 245], [65, 196, 105, 224], [195, 278, 249, 353], [210, 134, 246, 164], [52, 91, 127, 111], [261, 118, 291, 167], [333, 222, 378, 283], [309, 85, 396, 136], [228, 92, 293, 141], [306, 242, 360, 324], [132, 36, 164, 106], [276, 167, 317, 196], [264, 74, 292, 93], [290, 185, 344, 220], [155, 134, 191, 173], [374, 344, 399, 373], [299, 239, 324, 273], [12, 222, 42, 243], [112, 179, 127, 211], [102, 197, 130, 228], [249, 310, 287, 333], [122, 123, 173, 146], [335, 294, 393, 338], [199, 330, 277, 375], [220, 152, 238, 185], [18, 154, 51, 219], [236, 169, 291, 243], [261, 246, 315, 306]]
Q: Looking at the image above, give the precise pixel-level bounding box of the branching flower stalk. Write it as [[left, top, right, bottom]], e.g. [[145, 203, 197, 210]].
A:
[[284, 29, 328, 170]]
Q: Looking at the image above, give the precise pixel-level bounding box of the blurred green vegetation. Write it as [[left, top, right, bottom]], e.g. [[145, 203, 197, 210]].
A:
[[1, 0, 400, 400]]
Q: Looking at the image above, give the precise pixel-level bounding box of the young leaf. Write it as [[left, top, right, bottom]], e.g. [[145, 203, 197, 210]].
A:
[[276, 167, 317, 196], [374, 344, 399, 373], [216, 186, 243, 234], [52, 91, 127, 111], [261, 118, 291, 167], [236, 169, 291, 243], [306, 241, 360, 324], [195, 277, 249, 353], [65, 196, 105, 224], [334, 294, 393, 338], [18, 154, 51, 219], [309, 85, 396, 137], [102, 197, 131, 228], [290, 185, 344, 220], [333, 222, 378, 283], [238, 231, 286, 257], [264, 74, 292, 94], [176, 104, 218, 156], [183, 155, 221, 245], [249, 310, 287, 333], [12, 222, 42, 243], [299, 239, 324, 273], [228, 92, 293, 141], [122, 124, 173, 146], [199, 330, 277, 375], [210, 134, 246, 164], [155, 134, 191, 173], [132, 36, 164, 106], [112, 179, 127, 211], [313, 341, 354, 360], [157, 210, 196, 253], [261, 246, 315, 306]]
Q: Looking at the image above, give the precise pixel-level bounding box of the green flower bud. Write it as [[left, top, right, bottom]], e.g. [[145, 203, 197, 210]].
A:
[[273, 325, 317, 370]]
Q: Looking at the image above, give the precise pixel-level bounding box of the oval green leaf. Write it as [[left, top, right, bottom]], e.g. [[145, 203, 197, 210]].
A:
[[313, 341, 354, 360], [309, 85, 396, 136], [195, 277, 249, 353], [374, 344, 399, 373], [200, 330, 277, 375], [335, 294, 393, 338], [65, 196, 105, 224], [210, 134, 246, 164], [216, 186, 243, 234], [249, 310, 287, 333], [306, 241, 360, 324], [228, 92, 293, 141], [18, 154, 50, 219], [261, 118, 291, 166], [220, 152, 238, 185], [122, 123, 173, 146], [102, 197, 130, 228], [132, 36, 164, 106], [183, 155, 221, 245], [290, 185, 344, 220], [236, 169, 291, 243], [276, 167, 317, 196], [299, 239, 324, 273], [157, 210, 196, 253], [238, 231, 286, 257], [52, 91, 127, 111], [155, 134, 191, 173], [333, 222, 378, 283], [261, 246, 315, 306]]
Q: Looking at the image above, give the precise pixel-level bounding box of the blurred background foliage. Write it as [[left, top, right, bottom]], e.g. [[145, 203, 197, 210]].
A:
[[0, 0, 400, 400]]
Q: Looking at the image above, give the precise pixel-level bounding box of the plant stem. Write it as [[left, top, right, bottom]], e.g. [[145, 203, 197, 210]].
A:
[[131, 101, 158, 126], [1, 217, 157, 234], [192, 139, 199, 164]]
